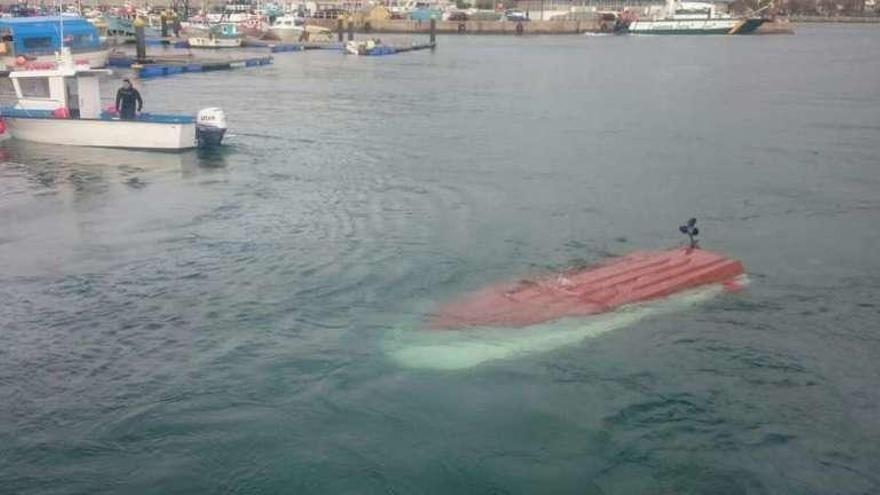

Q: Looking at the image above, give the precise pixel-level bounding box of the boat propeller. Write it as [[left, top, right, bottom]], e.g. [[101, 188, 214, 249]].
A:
[[679, 218, 699, 248]]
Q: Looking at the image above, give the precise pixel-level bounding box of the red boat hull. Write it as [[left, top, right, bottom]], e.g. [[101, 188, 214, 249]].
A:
[[431, 248, 744, 330]]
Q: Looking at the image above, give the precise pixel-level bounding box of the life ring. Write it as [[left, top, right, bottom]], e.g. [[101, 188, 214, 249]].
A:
[[515, 22, 524, 34], [458, 22, 465, 33]]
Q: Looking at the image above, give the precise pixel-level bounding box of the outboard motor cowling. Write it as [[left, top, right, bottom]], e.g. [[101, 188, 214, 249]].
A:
[[196, 108, 227, 148]]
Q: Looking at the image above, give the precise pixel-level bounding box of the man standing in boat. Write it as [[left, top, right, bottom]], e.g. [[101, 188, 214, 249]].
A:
[[115, 79, 143, 120]]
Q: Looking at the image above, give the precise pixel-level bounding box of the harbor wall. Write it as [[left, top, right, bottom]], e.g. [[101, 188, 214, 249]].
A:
[[755, 20, 796, 34], [308, 19, 602, 34], [306, 17, 866, 34]]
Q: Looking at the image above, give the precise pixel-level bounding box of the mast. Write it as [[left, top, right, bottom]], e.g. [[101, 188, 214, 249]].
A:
[[59, 0, 64, 48]]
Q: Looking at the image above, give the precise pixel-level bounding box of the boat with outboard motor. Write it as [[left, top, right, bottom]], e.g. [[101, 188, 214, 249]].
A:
[[626, 0, 766, 34], [0, 49, 227, 151], [431, 219, 745, 330], [385, 219, 747, 371]]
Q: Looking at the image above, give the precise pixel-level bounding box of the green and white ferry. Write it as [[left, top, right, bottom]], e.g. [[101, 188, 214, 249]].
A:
[[627, 0, 766, 35]]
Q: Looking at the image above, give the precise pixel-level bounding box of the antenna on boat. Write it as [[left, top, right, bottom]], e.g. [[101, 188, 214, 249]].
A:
[[679, 218, 700, 249]]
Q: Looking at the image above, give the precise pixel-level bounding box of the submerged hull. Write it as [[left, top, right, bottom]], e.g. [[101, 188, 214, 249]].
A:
[[5, 117, 197, 150], [431, 247, 744, 330]]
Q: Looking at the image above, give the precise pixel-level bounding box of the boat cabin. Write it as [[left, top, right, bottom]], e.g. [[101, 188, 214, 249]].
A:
[[217, 22, 241, 37], [7, 59, 110, 120], [272, 15, 304, 28], [194, 22, 241, 38]]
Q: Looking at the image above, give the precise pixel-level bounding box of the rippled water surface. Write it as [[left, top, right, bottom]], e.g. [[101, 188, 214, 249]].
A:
[[2, 25, 879, 493]]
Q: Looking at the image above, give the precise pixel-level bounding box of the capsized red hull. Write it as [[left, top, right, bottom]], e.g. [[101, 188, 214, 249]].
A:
[[431, 248, 745, 330]]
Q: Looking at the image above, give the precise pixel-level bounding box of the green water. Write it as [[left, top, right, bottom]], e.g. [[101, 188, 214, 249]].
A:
[[1, 25, 879, 493]]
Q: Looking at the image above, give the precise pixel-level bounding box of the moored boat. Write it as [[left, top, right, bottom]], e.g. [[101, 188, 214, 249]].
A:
[[0, 50, 228, 151], [626, 0, 766, 35], [267, 15, 333, 43], [345, 39, 395, 56], [188, 22, 243, 48], [267, 14, 303, 42]]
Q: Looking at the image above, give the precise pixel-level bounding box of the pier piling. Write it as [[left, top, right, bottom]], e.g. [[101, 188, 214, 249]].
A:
[[430, 19, 436, 46], [347, 21, 354, 41], [337, 19, 343, 42], [134, 17, 146, 63]]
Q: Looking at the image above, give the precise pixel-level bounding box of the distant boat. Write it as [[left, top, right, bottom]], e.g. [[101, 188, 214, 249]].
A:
[[267, 14, 304, 42], [188, 22, 243, 48], [0, 16, 109, 69], [626, 0, 766, 35], [268, 15, 333, 43], [345, 39, 395, 56], [93, 14, 160, 43], [0, 50, 228, 150]]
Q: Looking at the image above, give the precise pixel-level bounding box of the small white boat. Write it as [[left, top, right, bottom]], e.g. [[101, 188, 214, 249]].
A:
[[188, 22, 243, 48], [268, 15, 334, 43], [0, 50, 227, 151], [268, 14, 303, 42], [344, 39, 395, 56]]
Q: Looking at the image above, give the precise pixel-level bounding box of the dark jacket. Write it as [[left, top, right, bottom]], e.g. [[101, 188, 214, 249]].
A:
[[116, 86, 143, 116]]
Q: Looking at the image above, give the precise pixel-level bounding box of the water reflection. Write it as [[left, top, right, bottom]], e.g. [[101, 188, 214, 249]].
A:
[[0, 140, 229, 195]]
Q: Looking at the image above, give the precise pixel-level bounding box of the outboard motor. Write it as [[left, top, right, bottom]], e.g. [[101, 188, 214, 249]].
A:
[[679, 218, 700, 249], [196, 108, 227, 148]]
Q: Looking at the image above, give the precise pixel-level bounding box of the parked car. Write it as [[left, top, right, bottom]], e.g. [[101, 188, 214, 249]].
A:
[[504, 9, 529, 21], [447, 11, 469, 21]]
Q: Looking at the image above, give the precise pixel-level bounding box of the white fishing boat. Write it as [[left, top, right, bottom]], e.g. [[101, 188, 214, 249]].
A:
[[344, 39, 395, 56], [188, 22, 243, 48], [0, 50, 228, 151], [268, 15, 333, 43], [268, 14, 303, 42], [626, 0, 765, 34], [0, 16, 109, 69]]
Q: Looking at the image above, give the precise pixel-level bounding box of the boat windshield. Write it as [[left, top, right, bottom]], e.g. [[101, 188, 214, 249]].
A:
[[18, 77, 51, 98]]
